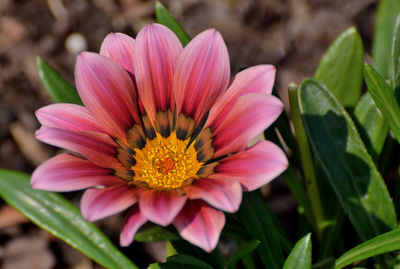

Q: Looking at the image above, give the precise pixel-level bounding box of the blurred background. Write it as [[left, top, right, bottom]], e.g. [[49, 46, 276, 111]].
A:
[[0, 0, 379, 268]]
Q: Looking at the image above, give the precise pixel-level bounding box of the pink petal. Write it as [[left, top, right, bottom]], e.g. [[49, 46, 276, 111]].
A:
[[212, 93, 283, 157], [134, 24, 182, 121], [139, 190, 187, 226], [100, 32, 136, 74], [216, 140, 288, 191], [173, 200, 225, 252], [36, 126, 121, 169], [174, 29, 230, 124], [185, 177, 242, 213], [81, 184, 139, 221], [36, 103, 105, 133], [120, 206, 147, 247], [31, 153, 122, 192], [75, 52, 141, 141], [206, 65, 276, 127]]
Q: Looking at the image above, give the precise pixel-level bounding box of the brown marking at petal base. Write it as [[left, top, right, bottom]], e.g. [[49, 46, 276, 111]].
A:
[[176, 114, 195, 140], [117, 147, 137, 168], [194, 127, 215, 162], [155, 110, 174, 137], [197, 162, 218, 177], [142, 115, 156, 140], [114, 169, 135, 181], [127, 124, 147, 149]]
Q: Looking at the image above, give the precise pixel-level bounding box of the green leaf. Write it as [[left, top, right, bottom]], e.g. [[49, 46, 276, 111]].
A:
[[171, 240, 224, 269], [364, 63, 400, 144], [353, 93, 389, 160], [135, 226, 179, 242], [314, 27, 364, 107], [283, 234, 311, 269], [372, 0, 400, 78], [151, 254, 213, 269], [155, 1, 190, 46], [335, 228, 400, 269], [37, 57, 83, 105], [392, 14, 400, 88], [0, 169, 137, 269], [237, 191, 287, 269], [227, 240, 260, 269], [298, 78, 397, 241]]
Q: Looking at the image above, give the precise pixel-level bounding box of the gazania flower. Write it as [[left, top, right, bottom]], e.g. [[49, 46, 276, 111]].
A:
[[31, 23, 288, 252]]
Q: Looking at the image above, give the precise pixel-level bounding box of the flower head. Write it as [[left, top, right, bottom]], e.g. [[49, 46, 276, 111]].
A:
[[31, 24, 288, 252]]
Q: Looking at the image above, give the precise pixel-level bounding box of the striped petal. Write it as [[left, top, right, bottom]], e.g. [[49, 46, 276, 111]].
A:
[[134, 24, 182, 122], [139, 190, 187, 226], [31, 153, 121, 192], [185, 176, 242, 213], [100, 32, 135, 74], [75, 52, 141, 141], [120, 206, 147, 247], [81, 184, 139, 221], [36, 103, 105, 133], [212, 93, 283, 157], [173, 200, 225, 252], [206, 65, 276, 128], [216, 140, 288, 191], [174, 29, 230, 125], [35, 127, 121, 169]]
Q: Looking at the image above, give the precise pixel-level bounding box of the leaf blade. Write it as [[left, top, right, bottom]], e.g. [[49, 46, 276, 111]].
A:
[[314, 27, 364, 107], [283, 234, 312, 269], [227, 240, 260, 269], [364, 63, 400, 144], [37, 57, 83, 105], [0, 169, 137, 269], [299, 78, 397, 241], [335, 228, 400, 269], [155, 1, 191, 46]]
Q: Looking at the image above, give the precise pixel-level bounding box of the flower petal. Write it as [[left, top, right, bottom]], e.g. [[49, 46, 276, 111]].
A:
[[81, 184, 139, 221], [75, 52, 141, 140], [36, 103, 105, 133], [174, 29, 230, 124], [120, 206, 147, 247], [212, 93, 283, 157], [31, 153, 121, 192], [134, 24, 182, 122], [173, 200, 225, 252], [216, 140, 288, 191], [100, 32, 135, 74], [206, 65, 276, 127], [139, 190, 187, 226], [36, 126, 121, 169], [185, 177, 242, 213]]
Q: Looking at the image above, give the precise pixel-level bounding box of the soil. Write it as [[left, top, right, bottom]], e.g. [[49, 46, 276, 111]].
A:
[[0, 0, 378, 268]]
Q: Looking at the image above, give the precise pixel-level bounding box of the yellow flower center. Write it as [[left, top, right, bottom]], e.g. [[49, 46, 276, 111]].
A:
[[131, 132, 203, 191]]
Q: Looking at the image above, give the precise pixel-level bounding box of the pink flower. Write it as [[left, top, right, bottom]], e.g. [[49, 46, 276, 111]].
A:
[[31, 24, 288, 252]]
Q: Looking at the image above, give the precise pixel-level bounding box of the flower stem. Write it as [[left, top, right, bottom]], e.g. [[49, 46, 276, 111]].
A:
[[288, 82, 325, 240]]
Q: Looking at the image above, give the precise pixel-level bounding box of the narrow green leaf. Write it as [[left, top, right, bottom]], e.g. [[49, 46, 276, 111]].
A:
[[227, 240, 260, 269], [372, 0, 400, 79], [299, 78, 397, 241], [37, 57, 82, 105], [392, 14, 400, 88], [151, 254, 213, 269], [335, 228, 400, 269], [237, 191, 286, 269], [364, 63, 400, 144], [171, 240, 224, 269], [155, 1, 190, 46], [283, 234, 312, 269], [135, 226, 179, 242], [353, 93, 389, 160], [314, 27, 364, 107], [0, 169, 137, 269]]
